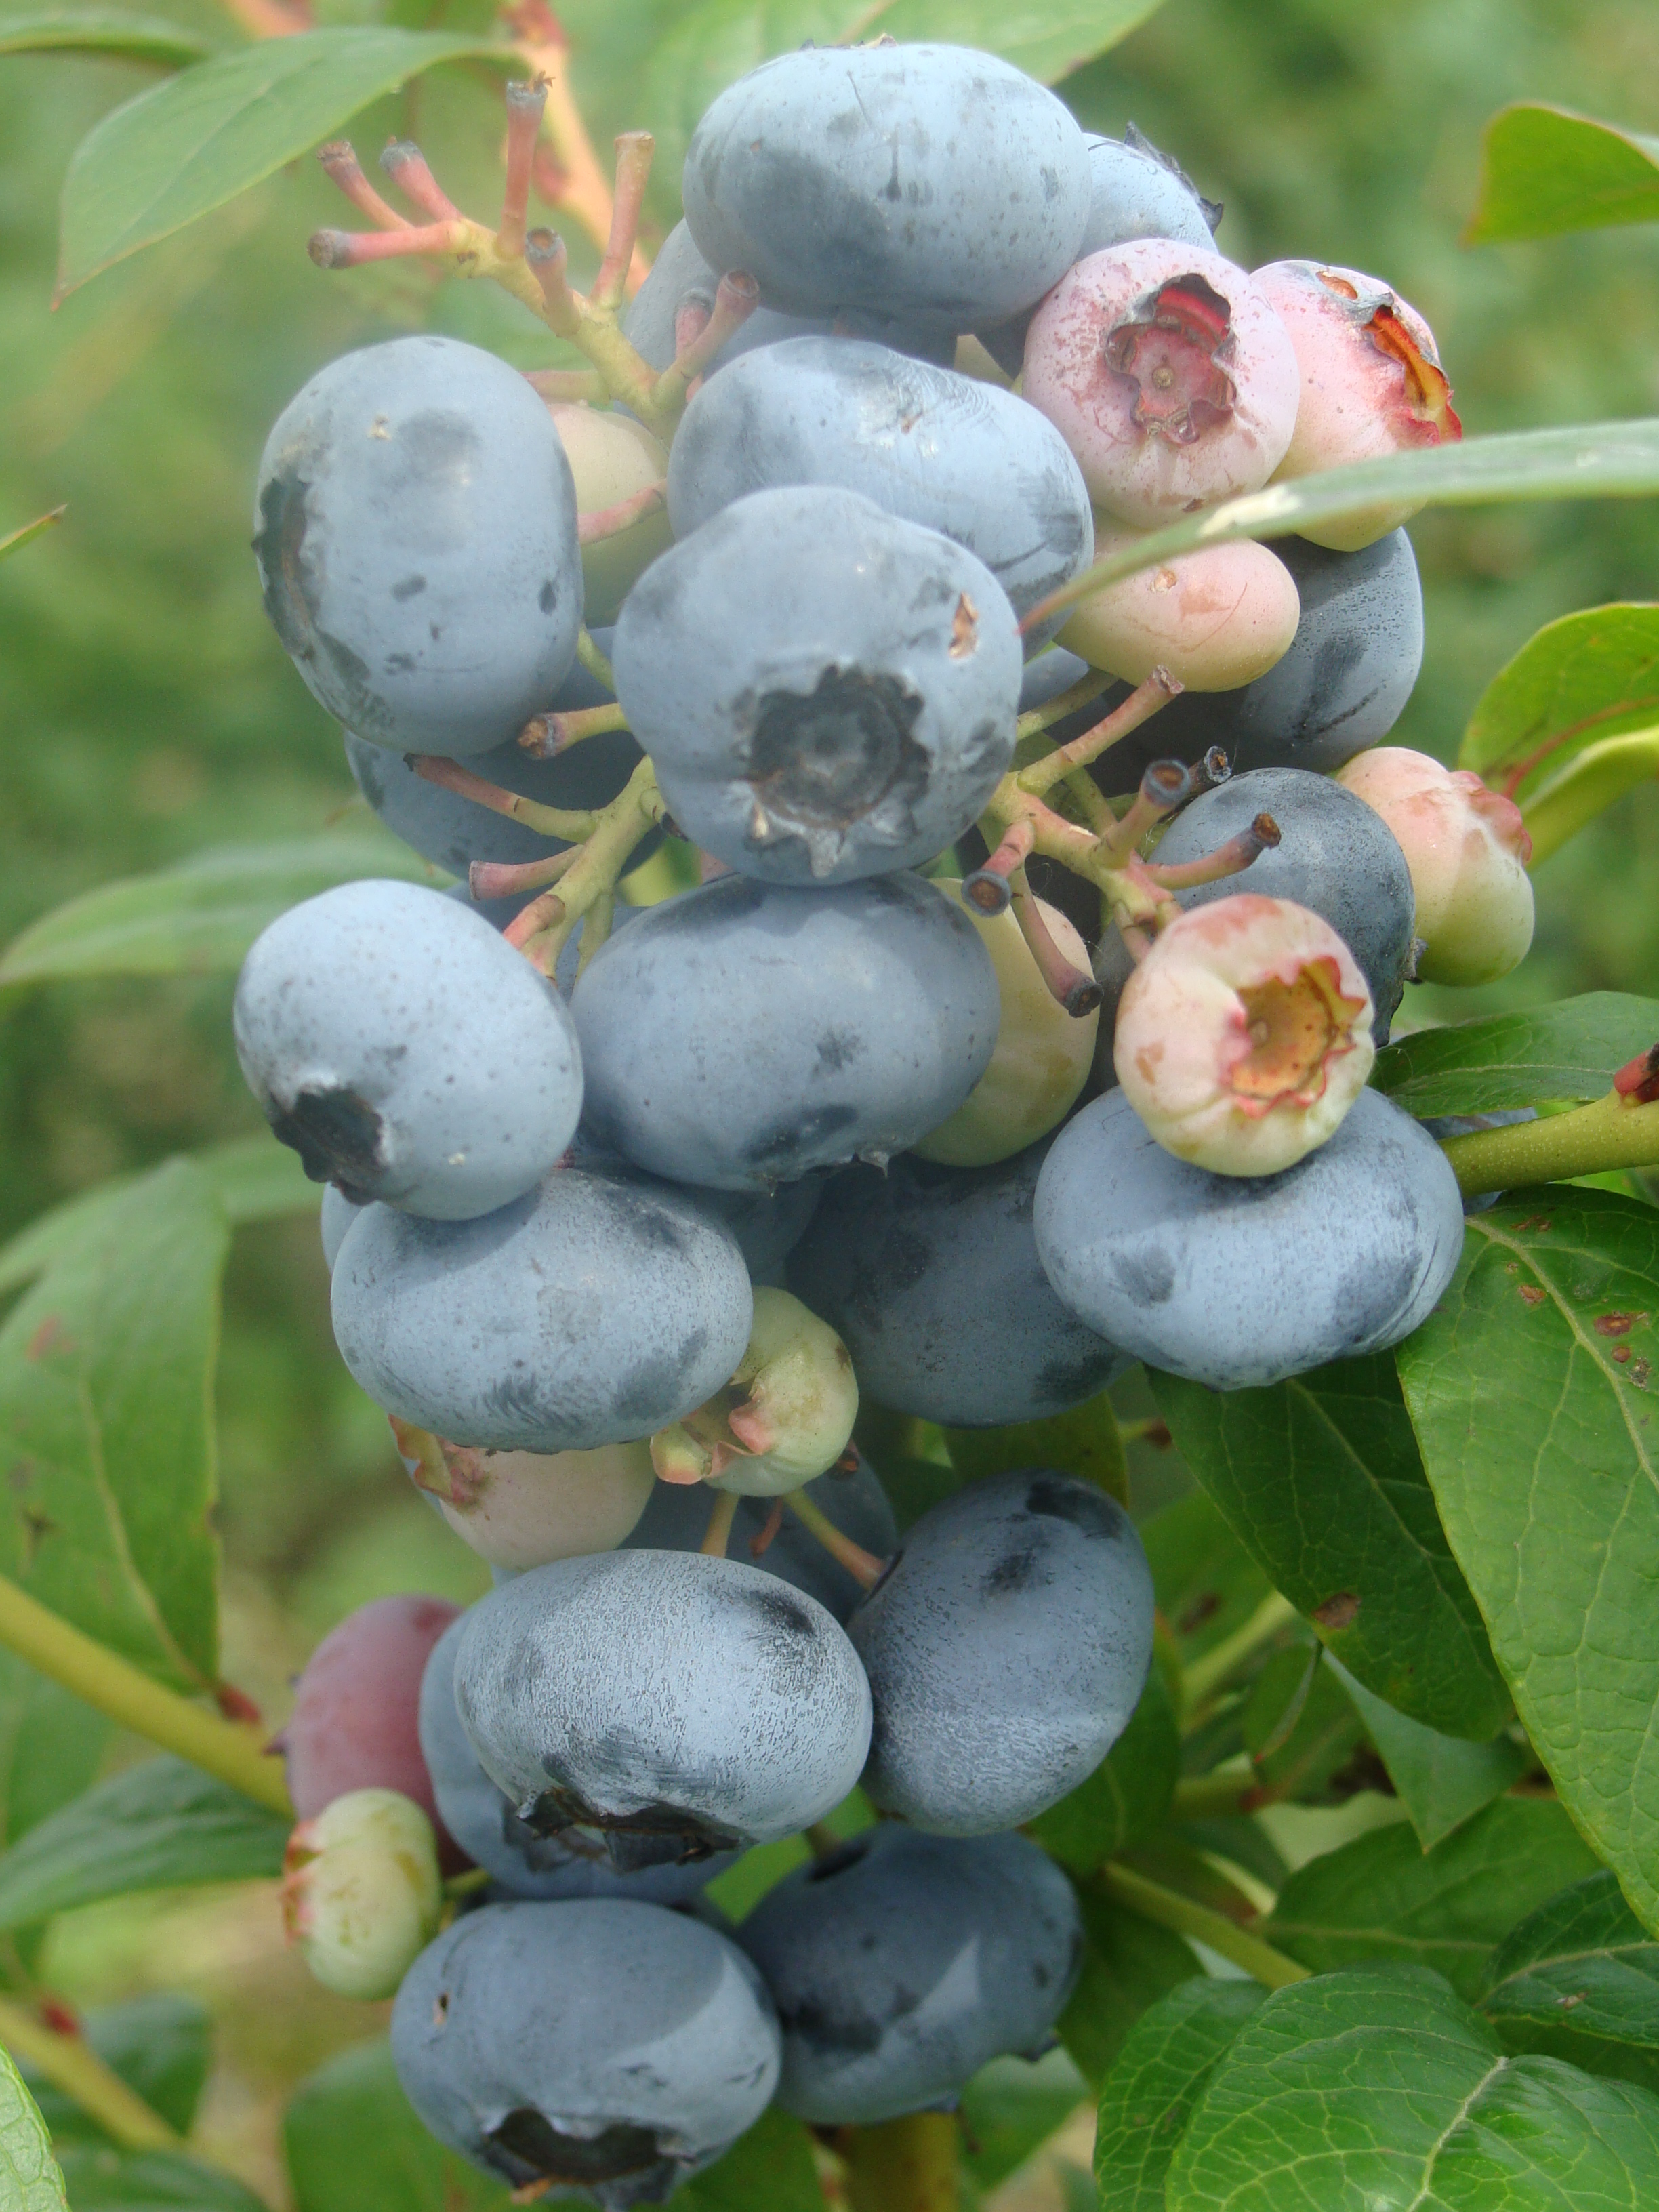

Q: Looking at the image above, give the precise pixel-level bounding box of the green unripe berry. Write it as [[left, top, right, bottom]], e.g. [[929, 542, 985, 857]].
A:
[[281, 1786, 441, 2001]]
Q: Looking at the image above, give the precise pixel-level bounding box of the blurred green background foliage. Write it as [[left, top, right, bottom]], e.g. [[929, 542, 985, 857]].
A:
[[0, 0, 1656, 2192]]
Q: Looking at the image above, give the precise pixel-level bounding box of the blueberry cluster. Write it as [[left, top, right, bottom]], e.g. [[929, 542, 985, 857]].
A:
[[247, 38, 1538, 2200]]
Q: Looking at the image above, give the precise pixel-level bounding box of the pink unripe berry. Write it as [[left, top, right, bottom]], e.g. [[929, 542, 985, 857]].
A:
[[1336, 746, 1534, 985], [1115, 895, 1375, 1176], [430, 1439, 657, 1568], [1253, 261, 1461, 551], [281, 1593, 458, 1851], [1060, 529, 1300, 691], [1022, 239, 1301, 529]]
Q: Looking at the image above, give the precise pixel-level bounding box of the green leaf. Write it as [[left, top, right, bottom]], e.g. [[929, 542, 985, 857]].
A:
[[1454, 603, 1659, 860], [679, 2108, 823, 2212], [0, 1654, 112, 1850], [1035, 419, 1659, 632], [52, 2146, 268, 2209], [285, 2037, 512, 2212], [944, 1387, 1126, 1504], [1523, 728, 1659, 864], [1469, 105, 1659, 243], [1059, 1880, 1201, 2088], [1242, 1647, 1366, 1803], [1151, 1358, 1509, 1739], [1167, 1965, 1659, 2211], [640, 0, 1164, 199], [1397, 1191, 1659, 1931], [0, 834, 442, 996], [1329, 1658, 1526, 1851], [1265, 1797, 1602, 2001], [0, 508, 66, 562], [1093, 1979, 1263, 2212], [959, 2048, 1088, 2195], [1372, 993, 1659, 1118], [25, 1993, 210, 2143], [0, 1160, 228, 1687], [0, 2043, 67, 2212], [1479, 1872, 1659, 2091], [0, 12, 209, 66], [0, 1758, 288, 1930], [1029, 1666, 1179, 1873], [56, 28, 516, 295], [0, 1136, 319, 1300], [1138, 1490, 1273, 1673]]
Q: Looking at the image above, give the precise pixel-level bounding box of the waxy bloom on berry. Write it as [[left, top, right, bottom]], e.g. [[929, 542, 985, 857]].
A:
[[1337, 745, 1534, 985], [1115, 894, 1374, 1175]]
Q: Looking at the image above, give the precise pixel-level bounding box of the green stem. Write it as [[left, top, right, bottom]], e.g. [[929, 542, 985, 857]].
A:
[[785, 1491, 887, 1589], [0, 1574, 291, 1817], [1097, 1864, 1308, 1989], [1441, 1088, 1659, 1195], [842, 2112, 959, 2212], [1172, 1769, 1265, 1820], [576, 626, 615, 692], [0, 1994, 181, 2154], [1181, 1591, 1298, 1717]]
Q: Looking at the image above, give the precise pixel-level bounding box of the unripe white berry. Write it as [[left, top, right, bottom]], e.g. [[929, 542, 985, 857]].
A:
[[281, 1786, 441, 2001], [1115, 894, 1375, 1175], [1337, 746, 1534, 985], [548, 403, 671, 623], [653, 1288, 858, 1497], [1059, 530, 1300, 691], [914, 882, 1098, 1166]]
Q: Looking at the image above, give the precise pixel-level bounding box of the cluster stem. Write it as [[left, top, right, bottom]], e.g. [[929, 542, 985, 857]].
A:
[[1096, 1863, 1309, 1988], [0, 1994, 182, 2153], [1440, 1086, 1659, 1195], [0, 1573, 291, 1816], [504, 758, 665, 975], [841, 2113, 960, 2212]]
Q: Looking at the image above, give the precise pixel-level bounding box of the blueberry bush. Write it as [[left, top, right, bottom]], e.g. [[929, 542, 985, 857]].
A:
[[0, 3, 1658, 2209]]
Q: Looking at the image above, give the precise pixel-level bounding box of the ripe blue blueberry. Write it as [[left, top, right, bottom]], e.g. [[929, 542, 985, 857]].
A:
[[736, 1824, 1082, 2123], [665, 339, 1093, 647], [846, 1470, 1154, 1832], [234, 880, 582, 1219], [977, 127, 1219, 375], [682, 45, 1091, 344], [571, 874, 1000, 1191], [787, 1141, 1128, 1429], [613, 486, 1021, 883], [392, 1898, 780, 2203], [1033, 1086, 1466, 1389], [417, 1615, 719, 1902], [623, 222, 955, 375], [254, 335, 581, 756], [453, 1551, 872, 1865], [330, 1163, 753, 1450], [1150, 765, 1417, 1041]]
